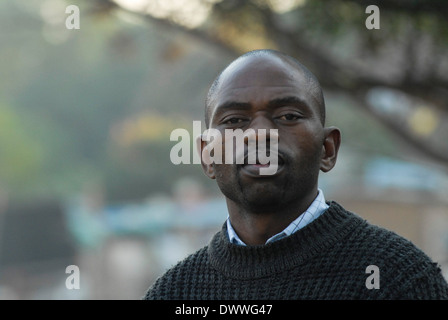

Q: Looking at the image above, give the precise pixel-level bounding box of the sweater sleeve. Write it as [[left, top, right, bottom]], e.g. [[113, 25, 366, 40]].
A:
[[142, 264, 184, 300], [395, 262, 448, 300], [142, 278, 165, 300], [142, 246, 211, 300]]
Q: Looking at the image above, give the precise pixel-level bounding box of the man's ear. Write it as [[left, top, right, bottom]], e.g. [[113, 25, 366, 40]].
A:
[[196, 134, 216, 179], [320, 126, 341, 173]]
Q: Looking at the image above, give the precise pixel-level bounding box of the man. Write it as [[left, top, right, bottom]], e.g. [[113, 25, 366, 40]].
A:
[[144, 49, 448, 299]]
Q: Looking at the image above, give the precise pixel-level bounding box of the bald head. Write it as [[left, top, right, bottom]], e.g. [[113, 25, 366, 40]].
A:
[[205, 49, 325, 128]]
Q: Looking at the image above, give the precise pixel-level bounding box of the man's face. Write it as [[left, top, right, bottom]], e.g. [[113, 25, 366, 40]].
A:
[[204, 56, 329, 212]]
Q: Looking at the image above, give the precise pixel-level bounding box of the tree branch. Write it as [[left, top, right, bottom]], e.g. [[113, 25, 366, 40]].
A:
[[99, 0, 448, 166]]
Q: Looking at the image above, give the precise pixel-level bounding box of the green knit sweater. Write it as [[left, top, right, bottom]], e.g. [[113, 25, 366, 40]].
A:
[[144, 202, 448, 300]]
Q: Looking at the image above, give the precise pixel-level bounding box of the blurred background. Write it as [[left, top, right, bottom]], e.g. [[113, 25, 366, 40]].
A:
[[0, 0, 447, 299]]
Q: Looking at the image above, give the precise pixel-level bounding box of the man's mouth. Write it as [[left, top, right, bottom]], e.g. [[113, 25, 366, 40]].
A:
[[242, 152, 285, 165], [240, 152, 285, 177]]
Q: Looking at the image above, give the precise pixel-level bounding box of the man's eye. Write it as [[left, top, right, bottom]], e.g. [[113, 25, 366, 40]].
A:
[[224, 118, 244, 124], [279, 114, 300, 121]]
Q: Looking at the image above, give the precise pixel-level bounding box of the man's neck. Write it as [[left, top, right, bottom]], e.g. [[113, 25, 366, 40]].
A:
[[226, 189, 318, 246]]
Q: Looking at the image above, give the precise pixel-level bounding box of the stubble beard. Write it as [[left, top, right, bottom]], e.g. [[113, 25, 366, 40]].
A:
[[215, 158, 320, 215]]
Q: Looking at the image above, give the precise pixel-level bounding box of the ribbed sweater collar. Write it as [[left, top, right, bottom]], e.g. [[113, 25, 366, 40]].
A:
[[207, 201, 364, 279]]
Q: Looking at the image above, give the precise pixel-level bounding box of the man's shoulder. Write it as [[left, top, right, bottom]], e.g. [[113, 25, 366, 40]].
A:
[[361, 221, 448, 298], [342, 205, 444, 274], [331, 203, 448, 298], [346, 209, 424, 257], [329, 201, 438, 265], [330, 202, 416, 245], [156, 243, 211, 278], [142, 244, 211, 300]]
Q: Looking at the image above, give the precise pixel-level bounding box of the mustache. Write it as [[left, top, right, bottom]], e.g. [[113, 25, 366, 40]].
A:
[[234, 146, 287, 166]]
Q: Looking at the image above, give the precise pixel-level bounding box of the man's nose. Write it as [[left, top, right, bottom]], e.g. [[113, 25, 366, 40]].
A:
[[244, 116, 279, 144]]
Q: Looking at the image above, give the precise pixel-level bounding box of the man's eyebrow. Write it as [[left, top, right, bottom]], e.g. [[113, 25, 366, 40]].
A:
[[215, 101, 252, 111], [267, 96, 310, 108]]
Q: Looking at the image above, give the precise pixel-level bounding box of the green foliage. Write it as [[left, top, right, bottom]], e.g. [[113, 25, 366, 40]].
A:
[[0, 104, 43, 192], [0, 0, 222, 201]]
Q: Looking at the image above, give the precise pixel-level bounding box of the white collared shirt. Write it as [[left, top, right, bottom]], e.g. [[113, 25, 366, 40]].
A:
[[226, 189, 329, 246]]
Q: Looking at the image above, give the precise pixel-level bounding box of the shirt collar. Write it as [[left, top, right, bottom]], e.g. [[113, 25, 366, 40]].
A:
[[227, 188, 329, 246]]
